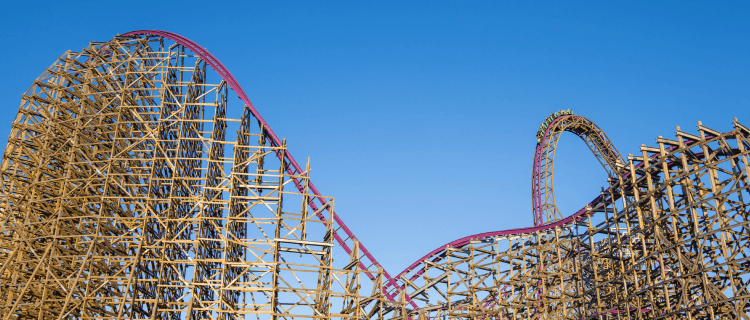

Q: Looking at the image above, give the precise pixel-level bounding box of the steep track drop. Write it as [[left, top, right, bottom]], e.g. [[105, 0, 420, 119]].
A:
[[532, 111, 624, 226], [0, 31, 749, 320]]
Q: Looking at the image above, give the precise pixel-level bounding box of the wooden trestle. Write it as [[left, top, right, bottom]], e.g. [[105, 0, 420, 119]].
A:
[[0, 36, 390, 320], [0, 32, 749, 320], [389, 119, 750, 320]]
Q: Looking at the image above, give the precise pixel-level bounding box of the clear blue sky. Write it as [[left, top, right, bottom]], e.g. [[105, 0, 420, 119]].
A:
[[1, 1, 748, 274]]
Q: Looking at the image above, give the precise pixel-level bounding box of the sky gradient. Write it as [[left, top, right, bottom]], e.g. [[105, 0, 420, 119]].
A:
[[1, 1, 748, 274]]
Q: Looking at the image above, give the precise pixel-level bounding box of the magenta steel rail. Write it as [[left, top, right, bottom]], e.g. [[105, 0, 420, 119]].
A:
[[532, 114, 622, 226], [113, 31, 733, 315], [385, 131, 728, 300], [119, 30, 407, 305], [385, 113, 623, 296], [531, 114, 567, 226], [385, 193, 605, 296]]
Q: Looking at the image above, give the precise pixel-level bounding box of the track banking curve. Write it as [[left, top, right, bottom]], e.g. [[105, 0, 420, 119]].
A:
[[397, 123, 750, 319], [386, 125, 750, 318], [5, 31, 749, 319], [119, 30, 407, 304], [384, 113, 621, 297]]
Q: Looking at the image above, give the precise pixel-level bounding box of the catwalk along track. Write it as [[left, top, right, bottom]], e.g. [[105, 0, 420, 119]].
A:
[[0, 31, 748, 320]]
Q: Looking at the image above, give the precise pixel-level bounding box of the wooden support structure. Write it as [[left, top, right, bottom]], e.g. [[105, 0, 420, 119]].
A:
[[0, 35, 390, 320], [387, 116, 750, 319], [0, 32, 749, 320]]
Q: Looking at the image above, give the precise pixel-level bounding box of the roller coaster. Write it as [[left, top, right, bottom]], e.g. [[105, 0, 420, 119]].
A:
[[0, 31, 748, 320]]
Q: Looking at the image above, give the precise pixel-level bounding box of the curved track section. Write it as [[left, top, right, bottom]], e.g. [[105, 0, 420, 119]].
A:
[[384, 112, 622, 310], [532, 111, 624, 226], [387, 120, 750, 319], [1, 31, 750, 320]]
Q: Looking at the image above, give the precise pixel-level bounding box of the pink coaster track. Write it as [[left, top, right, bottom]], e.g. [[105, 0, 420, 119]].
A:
[[115, 32, 743, 317], [383, 112, 623, 306], [114, 32, 630, 310], [120, 30, 409, 305], [5, 30, 749, 319], [382, 119, 741, 315]]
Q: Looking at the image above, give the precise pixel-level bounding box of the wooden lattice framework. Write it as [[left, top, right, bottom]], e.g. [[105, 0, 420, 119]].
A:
[[532, 112, 624, 226], [388, 119, 750, 319], [0, 35, 390, 320], [0, 31, 749, 320]]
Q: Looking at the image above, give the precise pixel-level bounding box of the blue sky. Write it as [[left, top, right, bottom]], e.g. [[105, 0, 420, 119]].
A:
[[1, 1, 748, 274]]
